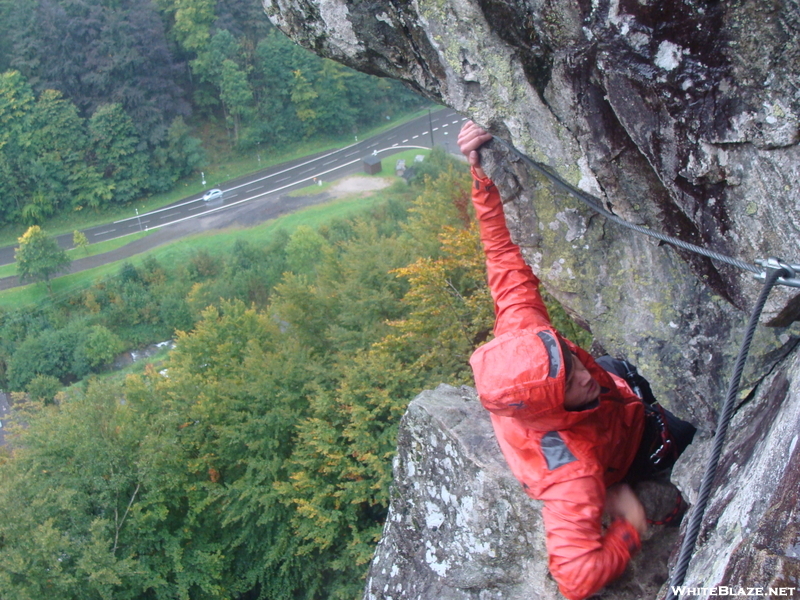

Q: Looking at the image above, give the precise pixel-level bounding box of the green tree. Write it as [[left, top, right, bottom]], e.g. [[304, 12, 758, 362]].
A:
[[0, 73, 113, 223], [160, 0, 216, 53], [73, 230, 89, 255], [28, 89, 112, 215], [253, 31, 306, 144], [0, 380, 146, 599], [25, 374, 62, 404], [80, 325, 124, 370], [313, 59, 355, 136], [89, 103, 149, 205], [0, 70, 35, 222], [15, 226, 71, 293], [290, 69, 319, 138], [285, 224, 329, 276], [148, 116, 205, 192], [219, 59, 253, 145]]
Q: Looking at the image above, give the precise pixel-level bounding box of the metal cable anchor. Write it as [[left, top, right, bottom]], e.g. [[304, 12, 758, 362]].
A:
[[754, 257, 799, 288]]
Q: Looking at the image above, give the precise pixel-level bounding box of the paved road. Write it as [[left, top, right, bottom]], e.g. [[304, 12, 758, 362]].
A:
[[0, 108, 467, 267]]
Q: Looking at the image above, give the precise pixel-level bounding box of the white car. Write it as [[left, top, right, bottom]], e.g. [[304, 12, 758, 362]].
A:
[[202, 189, 223, 202]]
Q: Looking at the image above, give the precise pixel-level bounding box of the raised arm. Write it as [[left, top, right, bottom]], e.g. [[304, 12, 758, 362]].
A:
[[457, 121, 551, 336]]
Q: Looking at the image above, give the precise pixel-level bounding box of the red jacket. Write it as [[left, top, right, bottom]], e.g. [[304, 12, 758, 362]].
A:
[[468, 172, 646, 600]]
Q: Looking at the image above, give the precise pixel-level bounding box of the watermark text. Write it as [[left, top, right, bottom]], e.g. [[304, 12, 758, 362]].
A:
[[670, 587, 796, 597]]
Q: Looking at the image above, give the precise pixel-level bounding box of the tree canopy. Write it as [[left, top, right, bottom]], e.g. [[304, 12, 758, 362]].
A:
[[14, 225, 71, 292], [0, 0, 425, 227], [0, 154, 591, 599]]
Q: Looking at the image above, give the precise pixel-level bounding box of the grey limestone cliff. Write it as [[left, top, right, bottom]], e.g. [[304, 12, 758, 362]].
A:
[[262, 0, 800, 597]]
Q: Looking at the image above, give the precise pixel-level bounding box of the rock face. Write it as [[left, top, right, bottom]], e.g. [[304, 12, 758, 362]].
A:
[[364, 385, 556, 600], [262, 0, 800, 597], [365, 384, 679, 600], [262, 0, 800, 425], [670, 346, 800, 596]]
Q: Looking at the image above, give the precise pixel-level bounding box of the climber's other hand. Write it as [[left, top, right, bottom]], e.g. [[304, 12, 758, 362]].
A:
[[606, 483, 647, 537]]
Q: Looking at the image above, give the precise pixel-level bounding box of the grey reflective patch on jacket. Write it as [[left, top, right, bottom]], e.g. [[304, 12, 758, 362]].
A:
[[541, 431, 577, 471], [537, 330, 561, 378]]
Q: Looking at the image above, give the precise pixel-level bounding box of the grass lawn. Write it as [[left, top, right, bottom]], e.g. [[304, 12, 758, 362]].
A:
[[0, 106, 440, 249]]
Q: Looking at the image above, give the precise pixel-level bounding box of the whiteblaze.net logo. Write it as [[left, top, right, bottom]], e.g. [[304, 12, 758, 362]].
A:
[[670, 587, 796, 597]]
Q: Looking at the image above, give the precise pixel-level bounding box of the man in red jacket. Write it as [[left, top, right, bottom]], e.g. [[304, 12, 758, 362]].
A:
[[458, 121, 695, 599]]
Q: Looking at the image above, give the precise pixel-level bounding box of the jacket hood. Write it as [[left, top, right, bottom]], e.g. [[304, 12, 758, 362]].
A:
[[470, 326, 616, 431]]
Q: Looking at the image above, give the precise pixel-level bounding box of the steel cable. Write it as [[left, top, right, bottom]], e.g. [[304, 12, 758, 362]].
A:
[[491, 138, 762, 275], [664, 265, 786, 598]]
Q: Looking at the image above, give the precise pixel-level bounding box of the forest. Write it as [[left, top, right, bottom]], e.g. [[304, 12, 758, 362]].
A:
[[0, 0, 424, 226], [0, 154, 487, 599], [0, 151, 588, 599]]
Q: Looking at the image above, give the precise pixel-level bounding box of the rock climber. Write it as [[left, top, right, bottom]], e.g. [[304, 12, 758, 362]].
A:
[[458, 121, 696, 600]]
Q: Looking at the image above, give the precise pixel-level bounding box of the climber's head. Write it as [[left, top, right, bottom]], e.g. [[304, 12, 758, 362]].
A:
[[562, 347, 601, 410], [470, 328, 603, 430]]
